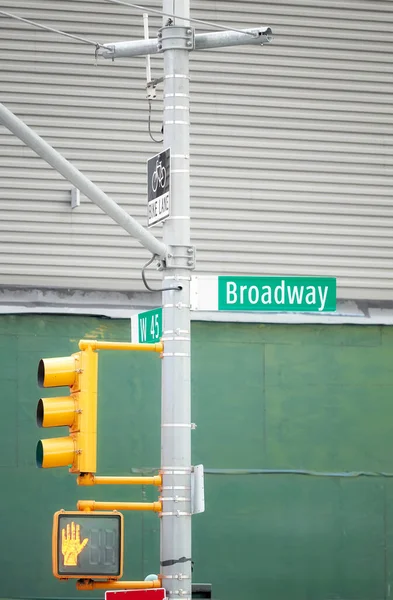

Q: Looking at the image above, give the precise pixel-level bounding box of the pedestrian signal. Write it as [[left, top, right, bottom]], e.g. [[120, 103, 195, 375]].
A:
[[52, 510, 123, 579]]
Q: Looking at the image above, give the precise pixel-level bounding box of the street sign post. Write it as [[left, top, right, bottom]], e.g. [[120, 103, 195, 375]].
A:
[[131, 308, 162, 344], [191, 276, 337, 313], [147, 148, 170, 227]]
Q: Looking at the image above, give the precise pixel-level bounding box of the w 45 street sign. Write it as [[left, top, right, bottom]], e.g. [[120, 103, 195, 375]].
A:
[[131, 276, 337, 342], [131, 307, 162, 344]]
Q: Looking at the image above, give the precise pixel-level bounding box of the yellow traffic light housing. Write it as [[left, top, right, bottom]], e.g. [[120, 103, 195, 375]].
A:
[[36, 345, 98, 473]]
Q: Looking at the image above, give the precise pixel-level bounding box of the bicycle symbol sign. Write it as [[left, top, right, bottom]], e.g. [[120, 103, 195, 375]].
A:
[[151, 159, 166, 193], [147, 148, 170, 227]]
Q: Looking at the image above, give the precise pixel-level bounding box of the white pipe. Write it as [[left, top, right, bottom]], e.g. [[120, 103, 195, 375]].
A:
[[143, 13, 152, 84]]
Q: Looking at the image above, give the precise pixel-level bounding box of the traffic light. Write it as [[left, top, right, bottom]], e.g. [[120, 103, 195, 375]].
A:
[[36, 344, 98, 473], [52, 510, 123, 579]]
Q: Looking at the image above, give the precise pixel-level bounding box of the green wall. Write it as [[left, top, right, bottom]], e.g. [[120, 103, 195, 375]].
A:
[[1, 314, 393, 600]]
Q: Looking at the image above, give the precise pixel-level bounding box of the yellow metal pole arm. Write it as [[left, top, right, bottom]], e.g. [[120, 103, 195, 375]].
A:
[[79, 340, 163, 353], [78, 500, 162, 512], [77, 473, 162, 486], [76, 579, 162, 590]]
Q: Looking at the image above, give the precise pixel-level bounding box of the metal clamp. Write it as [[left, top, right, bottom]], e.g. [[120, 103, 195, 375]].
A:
[[161, 423, 196, 429], [158, 26, 194, 52], [161, 574, 191, 581], [160, 511, 191, 517], [165, 245, 195, 270], [161, 486, 191, 491], [159, 496, 189, 502], [161, 467, 192, 474]]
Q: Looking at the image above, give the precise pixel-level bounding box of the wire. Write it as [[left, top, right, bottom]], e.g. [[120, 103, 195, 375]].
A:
[[204, 468, 393, 478], [142, 254, 182, 292], [103, 0, 258, 37], [148, 99, 163, 143], [0, 9, 105, 48], [131, 467, 393, 479]]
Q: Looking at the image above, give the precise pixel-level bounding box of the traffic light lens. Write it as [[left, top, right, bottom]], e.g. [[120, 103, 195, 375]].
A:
[[37, 399, 44, 427], [36, 440, 44, 468], [37, 360, 45, 387]]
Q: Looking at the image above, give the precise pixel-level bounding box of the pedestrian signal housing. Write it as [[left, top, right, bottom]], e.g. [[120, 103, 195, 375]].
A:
[[52, 510, 123, 579], [36, 345, 98, 473]]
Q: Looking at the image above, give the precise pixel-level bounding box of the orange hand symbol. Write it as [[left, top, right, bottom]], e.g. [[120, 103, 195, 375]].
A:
[[61, 521, 89, 567]]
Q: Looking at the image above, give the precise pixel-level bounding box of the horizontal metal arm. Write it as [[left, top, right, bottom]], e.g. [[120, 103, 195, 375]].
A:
[[195, 26, 272, 50], [77, 580, 162, 591], [77, 473, 162, 486], [100, 26, 272, 59], [77, 500, 162, 512], [79, 339, 163, 352]]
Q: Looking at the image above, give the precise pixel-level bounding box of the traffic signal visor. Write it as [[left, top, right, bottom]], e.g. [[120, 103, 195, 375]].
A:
[[36, 347, 98, 473]]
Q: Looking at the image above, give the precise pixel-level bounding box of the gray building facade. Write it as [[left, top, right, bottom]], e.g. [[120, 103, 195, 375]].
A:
[[0, 0, 392, 309]]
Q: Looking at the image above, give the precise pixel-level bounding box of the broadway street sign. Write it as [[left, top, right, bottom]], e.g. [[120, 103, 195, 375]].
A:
[[190, 276, 336, 313]]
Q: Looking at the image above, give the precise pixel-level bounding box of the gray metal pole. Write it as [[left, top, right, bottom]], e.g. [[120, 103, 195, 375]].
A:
[[160, 3, 193, 599], [0, 102, 167, 259]]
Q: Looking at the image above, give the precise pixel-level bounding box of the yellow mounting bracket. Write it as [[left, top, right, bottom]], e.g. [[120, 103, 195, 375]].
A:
[[79, 340, 163, 353], [77, 473, 162, 486], [77, 579, 162, 590], [78, 500, 162, 512]]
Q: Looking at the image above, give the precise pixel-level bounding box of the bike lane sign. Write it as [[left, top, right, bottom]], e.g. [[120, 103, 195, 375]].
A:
[[147, 148, 170, 227]]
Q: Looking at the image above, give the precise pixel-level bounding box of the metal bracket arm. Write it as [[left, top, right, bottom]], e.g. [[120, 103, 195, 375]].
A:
[[77, 473, 162, 486], [79, 339, 163, 353], [77, 579, 162, 591], [77, 500, 162, 512], [100, 26, 272, 59], [0, 103, 167, 259]]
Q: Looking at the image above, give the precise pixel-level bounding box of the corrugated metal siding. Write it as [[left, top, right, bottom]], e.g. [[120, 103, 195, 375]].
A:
[[0, 0, 392, 299]]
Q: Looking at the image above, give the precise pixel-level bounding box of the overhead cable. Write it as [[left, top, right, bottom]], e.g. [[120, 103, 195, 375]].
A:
[[103, 0, 258, 37], [0, 9, 105, 48]]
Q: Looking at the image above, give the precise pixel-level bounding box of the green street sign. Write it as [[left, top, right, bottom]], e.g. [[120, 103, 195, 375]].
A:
[[134, 307, 162, 343], [218, 276, 336, 312]]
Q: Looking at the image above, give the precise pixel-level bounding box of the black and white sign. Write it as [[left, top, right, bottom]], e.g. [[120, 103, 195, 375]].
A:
[[147, 148, 170, 227]]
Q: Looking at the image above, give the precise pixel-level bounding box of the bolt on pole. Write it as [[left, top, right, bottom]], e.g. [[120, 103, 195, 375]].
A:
[[160, 2, 193, 599]]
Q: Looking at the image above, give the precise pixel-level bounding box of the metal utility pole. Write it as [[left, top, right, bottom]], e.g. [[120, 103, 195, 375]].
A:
[[159, 2, 193, 599], [153, 7, 272, 599]]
